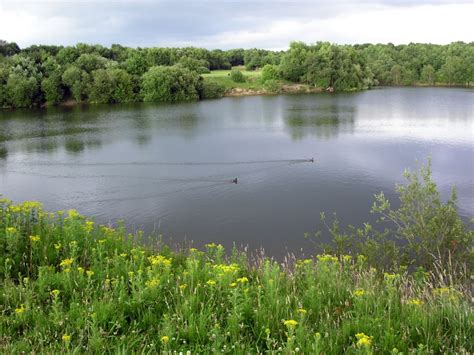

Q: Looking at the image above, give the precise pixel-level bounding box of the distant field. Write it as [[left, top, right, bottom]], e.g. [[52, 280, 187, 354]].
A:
[[202, 68, 264, 91]]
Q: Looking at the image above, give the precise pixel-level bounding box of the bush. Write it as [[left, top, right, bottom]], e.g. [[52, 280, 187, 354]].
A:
[[261, 64, 280, 82], [316, 160, 473, 274], [230, 69, 245, 83], [141, 65, 200, 102], [200, 80, 226, 99], [263, 79, 281, 94]]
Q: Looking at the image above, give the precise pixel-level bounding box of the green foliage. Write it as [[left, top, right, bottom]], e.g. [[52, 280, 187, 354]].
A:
[[200, 80, 226, 99], [177, 56, 210, 74], [141, 65, 200, 102], [89, 68, 134, 104], [41, 73, 63, 105], [61, 66, 89, 102], [316, 160, 473, 273], [6, 72, 39, 107], [0, 198, 472, 353], [230, 69, 245, 83], [261, 64, 279, 82], [263, 79, 281, 94]]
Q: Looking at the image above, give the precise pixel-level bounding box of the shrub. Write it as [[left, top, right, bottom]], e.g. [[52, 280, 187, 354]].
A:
[[263, 79, 281, 94], [261, 64, 279, 82], [230, 69, 245, 83], [200, 80, 226, 99]]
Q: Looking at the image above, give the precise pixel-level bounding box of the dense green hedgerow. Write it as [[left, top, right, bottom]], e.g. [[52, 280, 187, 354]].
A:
[[0, 195, 472, 353]]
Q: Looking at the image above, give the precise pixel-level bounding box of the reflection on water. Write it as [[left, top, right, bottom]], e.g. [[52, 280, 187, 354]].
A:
[[0, 88, 472, 257]]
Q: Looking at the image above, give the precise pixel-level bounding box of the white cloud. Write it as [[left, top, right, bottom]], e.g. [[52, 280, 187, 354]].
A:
[[0, 1, 472, 48]]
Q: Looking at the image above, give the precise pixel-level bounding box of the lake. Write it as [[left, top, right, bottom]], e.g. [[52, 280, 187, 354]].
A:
[[0, 87, 473, 257]]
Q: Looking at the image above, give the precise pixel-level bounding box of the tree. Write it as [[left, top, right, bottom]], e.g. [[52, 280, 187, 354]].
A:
[[62, 65, 89, 102], [141, 65, 200, 102], [261, 64, 279, 82], [0, 40, 20, 57], [420, 64, 435, 85], [89, 68, 134, 104], [230, 69, 245, 83]]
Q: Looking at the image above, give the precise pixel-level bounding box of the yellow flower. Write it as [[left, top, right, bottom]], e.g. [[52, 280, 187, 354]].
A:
[[63, 268, 71, 273], [343, 255, 352, 262], [148, 255, 172, 267], [353, 289, 366, 297], [145, 278, 160, 288], [317, 254, 339, 263], [355, 333, 372, 348], [60, 258, 74, 267], [62, 334, 71, 342], [6, 227, 17, 234], [179, 284, 187, 291], [15, 305, 26, 314], [77, 267, 84, 273], [50, 289, 60, 297], [161, 335, 170, 344], [29, 235, 41, 242], [67, 209, 79, 218], [407, 298, 424, 306], [236, 276, 249, 284], [119, 253, 127, 257], [54, 243, 62, 250], [128, 271, 135, 278], [230, 282, 237, 287], [205, 242, 217, 248], [283, 319, 298, 328], [297, 308, 307, 315], [206, 280, 216, 286], [86, 270, 94, 278]]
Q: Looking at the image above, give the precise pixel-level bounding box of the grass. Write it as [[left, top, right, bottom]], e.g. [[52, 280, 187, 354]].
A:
[[0, 198, 472, 353], [202, 69, 266, 92]]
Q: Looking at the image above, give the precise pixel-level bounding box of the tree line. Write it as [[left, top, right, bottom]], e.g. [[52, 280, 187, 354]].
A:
[[0, 40, 472, 108]]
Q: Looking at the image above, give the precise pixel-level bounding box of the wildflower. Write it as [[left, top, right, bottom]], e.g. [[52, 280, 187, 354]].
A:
[[179, 284, 187, 291], [67, 209, 79, 218], [283, 319, 298, 328], [62, 334, 71, 343], [230, 282, 237, 287], [119, 253, 127, 257], [205, 242, 217, 248], [86, 270, 94, 278], [407, 298, 424, 306], [353, 289, 366, 297], [29, 235, 40, 242], [6, 227, 17, 234], [128, 271, 135, 278], [355, 333, 372, 348], [77, 267, 84, 273], [236, 276, 249, 284], [50, 289, 60, 297], [357, 255, 367, 263], [297, 308, 307, 315], [15, 305, 26, 314], [317, 254, 338, 263], [214, 263, 240, 274], [265, 328, 271, 335], [206, 280, 217, 286], [84, 221, 94, 232], [60, 258, 74, 267], [148, 255, 172, 267], [384, 272, 400, 282], [54, 243, 62, 250], [161, 336, 170, 344], [315, 332, 321, 340], [63, 268, 71, 273], [69, 240, 78, 248], [343, 255, 352, 262], [98, 239, 107, 244], [145, 278, 160, 288]]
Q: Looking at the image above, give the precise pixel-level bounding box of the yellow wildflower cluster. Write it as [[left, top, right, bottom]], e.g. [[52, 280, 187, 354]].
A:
[[86, 270, 94, 278], [148, 255, 172, 267], [433, 287, 459, 301], [407, 298, 424, 306], [145, 278, 160, 288], [15, 304, 26, 314], [54, 243, 62, 250], [317, 254, 338, 263], [297, 308, 307, 315], [29, 235, 41, 242], [236, 276, 249, 284], [67, 209, 80, 218], [6, 227, 17, 234], [283, 319, 298, 328], [206, 280, 217, 286], [84, 221, 94, 232], [213, 263, 240, 274], [384, 272, 400, 282], [62, 334, 71, 342], [353, 289, 366, 297], [161, 335, 170, 344], [50, 289, 60, 297], [179, 284, 187, 291], [355, 333, 373, 348], [60, 258, 74, 267]]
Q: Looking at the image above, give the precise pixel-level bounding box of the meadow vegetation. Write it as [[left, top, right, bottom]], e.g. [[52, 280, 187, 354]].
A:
[[0, 163, 472, 353]]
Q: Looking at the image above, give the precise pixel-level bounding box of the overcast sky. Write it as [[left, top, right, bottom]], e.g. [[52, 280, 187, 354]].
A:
[[1, 0, 473, 50]]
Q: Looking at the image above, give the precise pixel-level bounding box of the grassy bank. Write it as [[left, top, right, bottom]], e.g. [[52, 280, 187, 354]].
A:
[[202, 68, 321, 97], [0, 198, 472, 353]]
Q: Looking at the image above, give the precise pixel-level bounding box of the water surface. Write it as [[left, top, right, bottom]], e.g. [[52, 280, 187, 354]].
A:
[[1, 88, 473, 256]]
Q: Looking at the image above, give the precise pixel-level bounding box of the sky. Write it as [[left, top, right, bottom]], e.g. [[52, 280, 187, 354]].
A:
[[0, 0, 473, 50]]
